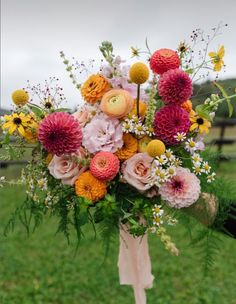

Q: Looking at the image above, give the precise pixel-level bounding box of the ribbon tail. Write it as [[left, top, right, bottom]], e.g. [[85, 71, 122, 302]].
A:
[[118, 224, 154, 304]]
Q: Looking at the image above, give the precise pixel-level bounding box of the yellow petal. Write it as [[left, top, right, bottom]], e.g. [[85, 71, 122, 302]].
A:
[[17, 125, 26, 136], [208, 52, 216, 58], [190, 123, 198, 132], [214, 62, 222, 71], [2, 121, 12, 129], [218, 45, 225, 58], [8, 124, 17, 134]]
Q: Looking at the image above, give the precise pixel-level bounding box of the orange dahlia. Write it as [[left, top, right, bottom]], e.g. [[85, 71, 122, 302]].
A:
[[115, 133, 138, 161], [75, 171, 107, 202], [181, 100, 192, 113], [81, 74, 110, 104]]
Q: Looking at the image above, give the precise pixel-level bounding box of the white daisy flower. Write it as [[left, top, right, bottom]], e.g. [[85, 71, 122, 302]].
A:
[[207, 172, 216, 183], [156, 169, 169, 183], [165, 149, 176, 162], [173, 157, 182, 167], [167, 165, 176, 177], [122, 120, 134, 133], [202, 161, 211, 174], [193, 165, 202, 175], [174, 132, 186, 142], [146, 126, 154, 136], [185, 138, 197, 153], [192, 153, 203, 164], [134, 123, 146, 136], [155, 155, 168, 166]]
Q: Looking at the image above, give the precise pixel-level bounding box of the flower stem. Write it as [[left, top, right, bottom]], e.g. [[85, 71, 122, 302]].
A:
[[136, 84, 140, 118]]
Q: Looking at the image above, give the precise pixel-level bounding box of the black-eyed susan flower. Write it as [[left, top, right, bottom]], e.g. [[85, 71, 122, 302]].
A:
[[190, 110, 211, 134], [2, 113, 31, 136], [208, 45, 225, 72]]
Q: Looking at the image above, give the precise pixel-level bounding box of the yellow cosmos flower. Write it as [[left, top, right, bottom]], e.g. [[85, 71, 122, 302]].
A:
[[2, 113, 31, 136], [189, 111, 211, 134], [208, 45, 225, 72]]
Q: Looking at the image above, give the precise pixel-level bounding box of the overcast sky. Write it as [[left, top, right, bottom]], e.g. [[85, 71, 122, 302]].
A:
[[1, 0, 236, 109]]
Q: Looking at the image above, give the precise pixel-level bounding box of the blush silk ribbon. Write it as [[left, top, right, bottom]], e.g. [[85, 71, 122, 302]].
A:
[[118, 224, 154, 304]]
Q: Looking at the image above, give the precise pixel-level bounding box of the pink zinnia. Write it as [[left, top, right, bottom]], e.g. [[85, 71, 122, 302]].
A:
[[158, 68, 193, 104], [38, 112, 82, 156], [159, 167, 201, 208], [153, 105, 190, 145], [90, 151, 120, 181]]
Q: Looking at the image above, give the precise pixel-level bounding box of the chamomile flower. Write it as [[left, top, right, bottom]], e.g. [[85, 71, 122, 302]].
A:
[[153, 217, 163, 226], [185, 138, 197, 153], [192, 153, 203, 164], [165, 149, 176, 162], [152, 204, 164, 227], [207, 172, 216, 183], [173, 157, 182, 167], [122, 120, 134, 133], [167, 166, 176, 178], [154, 169, 169, 185], [134, 123, 146, 136], [154, 154, 168, 166], [131, 115, 140, 124], [193, 164, 202, 175], [146, 126, 154, 136], [174, 132, 186, 142], [202, 161, 211, 174], [152, 204, 164, 217], [152, 166, 162, 177]]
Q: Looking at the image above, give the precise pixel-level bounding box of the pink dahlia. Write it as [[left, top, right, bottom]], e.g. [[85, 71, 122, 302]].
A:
[[82, 113, 123, 153], [90, 151, 120, 181], [158, 68, 193, 104], [150, 49, 180, 75], [153, 105, 190, 145], [159, 167, 201, 208], [38, 112, 82, 156]]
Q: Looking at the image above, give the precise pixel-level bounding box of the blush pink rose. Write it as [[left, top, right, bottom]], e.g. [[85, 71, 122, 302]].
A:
[[73, 107, 90, 127], [121, 153, 154, 192], [48, 147, 87, 185]]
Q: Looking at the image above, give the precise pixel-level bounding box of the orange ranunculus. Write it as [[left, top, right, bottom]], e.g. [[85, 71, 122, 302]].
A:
[[181, 100, 192, 113], [100, 89, 134, 119], [81, 74, 110, 104]]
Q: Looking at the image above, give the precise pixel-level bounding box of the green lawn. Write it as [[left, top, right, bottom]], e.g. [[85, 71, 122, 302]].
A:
[[0, 163, 236, 304]]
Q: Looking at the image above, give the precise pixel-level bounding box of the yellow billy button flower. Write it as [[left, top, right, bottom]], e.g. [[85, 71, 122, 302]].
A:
[[2, 113, 31, 136], [190, 110, 211, 134], [12, 89, 29, 106], [208, 45, 225, 72], [146, 139, 166, 158], [129, 62, 149, 84]]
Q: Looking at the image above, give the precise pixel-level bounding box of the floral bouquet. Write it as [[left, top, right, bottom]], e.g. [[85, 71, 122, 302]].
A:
[[1, 25, 236, 304]]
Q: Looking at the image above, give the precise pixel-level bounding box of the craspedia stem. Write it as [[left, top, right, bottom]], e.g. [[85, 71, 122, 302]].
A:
[[136, 84, 140, 118]]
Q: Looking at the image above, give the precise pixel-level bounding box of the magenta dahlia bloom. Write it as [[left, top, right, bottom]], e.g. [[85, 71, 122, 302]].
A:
[[158, 68, 193, 104], [153, 105, 190, 145], [38, 112, 83, 156], [159, 167, 201, 208]]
